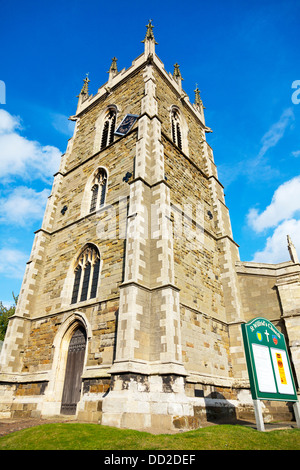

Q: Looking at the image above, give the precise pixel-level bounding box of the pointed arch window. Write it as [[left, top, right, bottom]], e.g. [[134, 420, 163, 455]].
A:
[[100, 108, 116, 150], [71, 245, 100, 304], [171, 108, 182, 150], [89, 168, 107, 213]]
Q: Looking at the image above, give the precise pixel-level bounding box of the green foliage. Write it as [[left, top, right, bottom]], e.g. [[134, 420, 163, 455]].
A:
[[0, 293, 18, 341], [0, 423, 299, 450]]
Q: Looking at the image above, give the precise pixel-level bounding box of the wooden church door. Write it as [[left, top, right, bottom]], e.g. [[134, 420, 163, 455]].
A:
[[60, 327, 86, 415]]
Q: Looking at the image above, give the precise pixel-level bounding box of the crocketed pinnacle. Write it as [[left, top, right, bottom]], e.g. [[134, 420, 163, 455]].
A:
[[79, 74, 90, 96], [141, 19, 158, 44], [108, 57, 118, 75], [194, 85, 205, 109], [173, 63, 183, 81], [194, 86, 202, 105]]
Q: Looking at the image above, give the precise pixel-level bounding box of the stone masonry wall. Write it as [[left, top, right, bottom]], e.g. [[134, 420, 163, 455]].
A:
[[3, 68, 147, 376], [21, 298, 119, 374], [164, 138, 226, 321], [154, 68, 206, 169], [181, 305, 230, 378], [238, 273, 282, 322], [65, 68, 145, 172], [152, 66, 231, 381]]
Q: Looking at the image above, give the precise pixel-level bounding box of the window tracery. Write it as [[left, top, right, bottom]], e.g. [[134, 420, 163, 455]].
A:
[[71, 245, 100, 304]]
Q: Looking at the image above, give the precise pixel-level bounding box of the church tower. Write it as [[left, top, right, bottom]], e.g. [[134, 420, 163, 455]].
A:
[[1, 22, 299, 431]]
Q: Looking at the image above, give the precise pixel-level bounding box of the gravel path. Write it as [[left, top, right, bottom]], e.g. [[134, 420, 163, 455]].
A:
[[0, 417, 73, 437]]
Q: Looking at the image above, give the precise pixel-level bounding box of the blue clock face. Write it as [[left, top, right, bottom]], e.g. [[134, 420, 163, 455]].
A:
[[115, 114, 139, 136]]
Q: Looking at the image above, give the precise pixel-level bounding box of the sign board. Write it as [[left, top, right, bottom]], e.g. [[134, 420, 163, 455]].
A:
[[115, 114, 139, 136], [242, 317, 298, 402]]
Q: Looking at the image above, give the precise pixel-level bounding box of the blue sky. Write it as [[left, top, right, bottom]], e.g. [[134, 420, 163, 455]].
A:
[[1, 0, 300, 305]]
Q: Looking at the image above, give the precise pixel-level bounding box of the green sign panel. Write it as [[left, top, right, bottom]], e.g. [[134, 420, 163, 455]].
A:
[[242, 317, 298, 402]]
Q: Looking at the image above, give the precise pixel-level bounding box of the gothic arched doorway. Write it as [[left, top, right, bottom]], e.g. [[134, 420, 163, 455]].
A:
[[60, 326, 87, 415]]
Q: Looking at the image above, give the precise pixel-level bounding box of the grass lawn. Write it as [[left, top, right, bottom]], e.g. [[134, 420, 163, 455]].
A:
[[0, 423, 299, 450]]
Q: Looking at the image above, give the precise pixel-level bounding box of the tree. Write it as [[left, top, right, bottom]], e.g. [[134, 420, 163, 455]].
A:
[[0, 293, 18, 341]]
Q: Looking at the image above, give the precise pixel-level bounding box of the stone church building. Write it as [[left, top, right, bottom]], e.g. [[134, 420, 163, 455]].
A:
[[0, 22, 299, 431]]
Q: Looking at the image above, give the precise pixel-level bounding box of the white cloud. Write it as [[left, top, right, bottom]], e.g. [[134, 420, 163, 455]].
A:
[[0, 110, 62, 291], [252, 218, 300, 263], [219, 108, 294, 186], [256, 107, 294, 160], [0, 109, 61, 182], [0, 109, 21, 134], [248, 176, 300, 263], [292, 150, 300, 158], [247, 176, 300, 232], [0, 186, 50, 226], [0, 247, 28, 279]]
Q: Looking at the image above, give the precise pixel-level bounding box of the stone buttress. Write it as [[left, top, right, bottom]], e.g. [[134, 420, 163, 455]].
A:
[[102, 42, 191, 430]]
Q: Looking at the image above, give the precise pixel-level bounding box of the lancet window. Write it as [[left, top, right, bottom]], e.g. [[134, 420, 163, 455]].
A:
[[90, 168, 107, 213], [100, 108, 116, 150], [171, 108, 182, 150], [71, 245, 100, 304]]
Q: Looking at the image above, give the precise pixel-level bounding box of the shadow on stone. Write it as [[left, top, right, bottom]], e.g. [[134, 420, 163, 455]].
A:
[[203, 391, 237, 424]]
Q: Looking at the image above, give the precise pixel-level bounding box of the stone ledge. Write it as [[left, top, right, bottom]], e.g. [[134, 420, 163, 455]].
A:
[[0, 372, 49, 384]]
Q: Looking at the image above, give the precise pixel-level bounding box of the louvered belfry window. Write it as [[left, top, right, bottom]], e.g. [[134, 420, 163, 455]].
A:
[[89, 168, 107, 213], [71, 245, 100, 304], [100, 109, 116, 150], [171, 108, 182, 150]]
